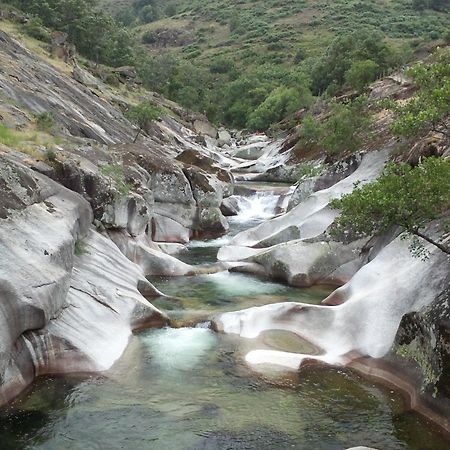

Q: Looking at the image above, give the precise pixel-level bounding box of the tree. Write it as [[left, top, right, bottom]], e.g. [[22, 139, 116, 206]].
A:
[[125, 102, 161, 142], [321, 97, 370, 155], [135, 52, 179, 95], [247, 84, 313, 131], [345, 59, 379, 91], [14, 0, 133, 67], [412, 0, 429, 10], [310, 30, 402, 95], [330, 157, 450, 256], [389, 49, 450, 139], [140, 4, 160, 23]]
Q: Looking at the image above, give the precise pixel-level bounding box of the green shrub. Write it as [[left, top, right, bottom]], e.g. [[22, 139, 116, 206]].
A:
[[74, 238, 89, 256], [345, 59, 379, 91], [99, 164, 132, 197], [297, 162, 325, 180], [35, 112, 54, 132], [388, 48, 450, 138], [23, 17, 50, 42], [45, 149, 57, 162]]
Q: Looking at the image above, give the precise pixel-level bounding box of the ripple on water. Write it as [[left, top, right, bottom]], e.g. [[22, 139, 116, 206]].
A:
[[142, 328, 217, 371]]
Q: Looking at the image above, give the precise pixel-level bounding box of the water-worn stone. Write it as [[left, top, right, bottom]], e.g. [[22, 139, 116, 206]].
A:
[[0, 156, 166, 405], [217, 129, 232, 147], [220, 197, 240, 216], [225, 150, 388, 249], [0, 30, 132, 143]]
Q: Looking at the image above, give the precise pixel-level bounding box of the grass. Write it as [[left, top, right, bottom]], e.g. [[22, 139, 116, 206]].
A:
[[0, 123, 63, 160], [0, 20, 73, 75], [99, 163, 133, 197], [0, 123, 22, 147]]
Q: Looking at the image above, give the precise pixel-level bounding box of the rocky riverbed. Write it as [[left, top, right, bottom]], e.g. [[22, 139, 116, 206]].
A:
[[0, 24, 449, 448]]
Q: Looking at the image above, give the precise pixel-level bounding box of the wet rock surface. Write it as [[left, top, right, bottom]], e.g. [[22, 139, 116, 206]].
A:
[[0, 155, 167, 404], [1, 25, 449, 442]]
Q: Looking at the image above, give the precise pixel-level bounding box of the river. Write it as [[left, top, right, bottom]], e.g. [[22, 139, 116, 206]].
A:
[[0, 184, 448, 450]]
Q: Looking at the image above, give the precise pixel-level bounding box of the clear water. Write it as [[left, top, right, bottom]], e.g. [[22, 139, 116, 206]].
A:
[[0, 189, 448, 450]]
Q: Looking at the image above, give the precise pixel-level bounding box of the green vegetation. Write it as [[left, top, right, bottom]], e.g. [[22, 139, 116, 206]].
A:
[[345, 59, 380, 92], [330, 158, 450, 257], [99, 164, 133, 197], [121, 0, 447, 128], [45, 148, 57, 162], [125, 102, 161, 142], [297, 97, 370, 156], [35, 112, 54, 132], [387, 48, 450, 139], [74, 238, 89, 256], [4, 0, 450, 129], [8, 0, 133, 66], [0, 123, 22, 147], [310, 30, 405, 95], [297, 162, 325, 180]]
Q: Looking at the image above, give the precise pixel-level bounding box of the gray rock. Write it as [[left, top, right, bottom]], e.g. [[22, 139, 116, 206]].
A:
[[0, 30, 131, 144], [226, 150, 389, 249], [30, 160, 54, 178], [152, 213, 191, 243], [72, 66, 101, 89], [217, 129, 232, 147], [345, 447, 379, 450], [220, 197, 240, 216], [0, 157, 167, 405], [232, 142, 267, 160], [193, 119, 217, 138]]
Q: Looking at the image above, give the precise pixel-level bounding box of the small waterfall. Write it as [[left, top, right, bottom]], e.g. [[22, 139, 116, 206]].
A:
[[232, 192, 280, 223]]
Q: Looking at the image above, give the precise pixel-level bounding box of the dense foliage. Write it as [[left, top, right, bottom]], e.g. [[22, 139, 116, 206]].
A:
[[330, 158, 450, 256], [121, 0, 448, 128], [8, 0, 134, 66], [297, 97, 370, 155], [4, 0, 450, 129], [388, 48, 450, 138]]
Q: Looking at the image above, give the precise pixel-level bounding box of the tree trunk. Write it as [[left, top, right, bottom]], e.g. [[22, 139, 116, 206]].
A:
[[133, 128, 142, 143], [413, 229, 450, 255]]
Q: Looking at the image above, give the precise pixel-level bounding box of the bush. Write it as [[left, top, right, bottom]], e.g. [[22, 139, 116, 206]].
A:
[[23, 17, 50, 42], [321, 98, 370, 155], [247, 85, 313, 130], [99, 164, 132, 197], [345, 59, 379, 91], [140, 4, 161, 23], [297, 162, 325, 180], [310, 30, 402, 94], [209, 57, 234, 74], [388, 48, 450, 138], [35, 112, 54, 132]]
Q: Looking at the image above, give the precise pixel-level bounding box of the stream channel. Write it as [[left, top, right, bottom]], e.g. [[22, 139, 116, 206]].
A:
[[0, 183, 448, 450]]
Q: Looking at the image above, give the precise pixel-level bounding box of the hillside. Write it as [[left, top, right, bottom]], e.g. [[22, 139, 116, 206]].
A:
[[107, 0, 450, 127], [3, 0, 448, 130], [125, 0, 449, 62]]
